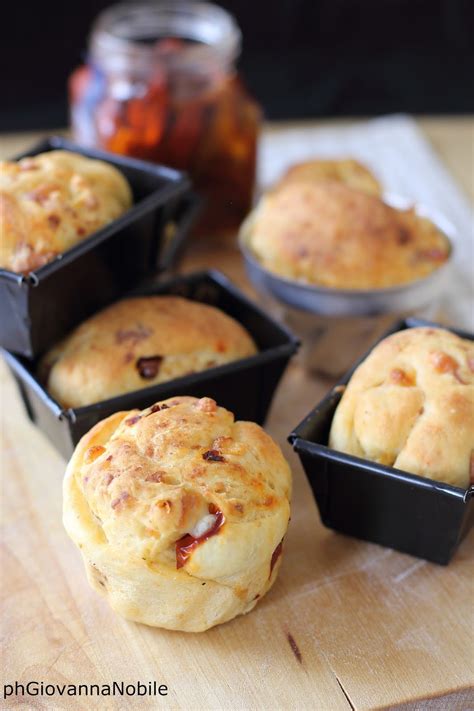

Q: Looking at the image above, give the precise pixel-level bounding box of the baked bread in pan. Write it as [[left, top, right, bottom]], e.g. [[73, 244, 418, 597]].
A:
[[330, 327, 474, 488], [0, 150, 132, 273], [63, 396, 292, 631], [247, 181, 450, 289], [39, 296, 257, 408], [274, 158, 381, 196]]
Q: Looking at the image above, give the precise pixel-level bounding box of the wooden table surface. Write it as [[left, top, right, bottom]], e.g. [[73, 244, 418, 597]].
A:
[[1, 119, 473, 711]]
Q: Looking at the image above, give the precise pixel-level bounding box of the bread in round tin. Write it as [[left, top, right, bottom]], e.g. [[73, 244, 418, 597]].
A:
[[248, 181, 450, 290]]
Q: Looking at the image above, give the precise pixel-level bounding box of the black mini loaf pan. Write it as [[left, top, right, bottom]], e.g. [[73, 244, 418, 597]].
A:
[[0, 136, 199, 358], [289, 318, 474, 565], [4, 270, 299, 459]]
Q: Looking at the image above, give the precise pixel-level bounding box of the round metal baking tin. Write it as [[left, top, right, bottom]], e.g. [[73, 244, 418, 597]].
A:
[[239, 194, 455, 317]]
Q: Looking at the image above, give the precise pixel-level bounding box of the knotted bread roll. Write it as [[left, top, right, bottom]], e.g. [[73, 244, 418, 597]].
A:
[[330, 327, 474, 488]]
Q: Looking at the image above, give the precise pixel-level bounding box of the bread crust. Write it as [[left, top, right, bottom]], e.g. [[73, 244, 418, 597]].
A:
[[0, 150, 132, 273], [275, 158, 381, 196], [248, 181, 450, 289], [63, 396, 292, 631], [40, 296, 257, 408], [329, 328, 474, 488]]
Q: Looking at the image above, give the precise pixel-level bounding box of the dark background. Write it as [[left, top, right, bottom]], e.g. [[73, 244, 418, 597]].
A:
[[1, 0, 473, 132]]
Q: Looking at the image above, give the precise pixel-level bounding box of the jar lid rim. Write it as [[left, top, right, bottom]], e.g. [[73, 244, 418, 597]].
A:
[[90, 1, 242, 64]]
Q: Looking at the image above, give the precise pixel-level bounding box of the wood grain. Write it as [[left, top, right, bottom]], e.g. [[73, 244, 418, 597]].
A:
[[1, 120, 474, 711]]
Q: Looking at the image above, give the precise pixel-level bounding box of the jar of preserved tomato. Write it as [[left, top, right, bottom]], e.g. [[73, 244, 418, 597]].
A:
[[69, 1, 261, 237]]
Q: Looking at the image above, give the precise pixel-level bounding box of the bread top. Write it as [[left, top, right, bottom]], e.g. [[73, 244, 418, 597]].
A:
[[40, 295, 257, 408], [329, 328, 474, 488], [66, 396, 292, 576], [274, 158, 381, 196], [0, 150, 132, 273], [247, 181, 450, 289]]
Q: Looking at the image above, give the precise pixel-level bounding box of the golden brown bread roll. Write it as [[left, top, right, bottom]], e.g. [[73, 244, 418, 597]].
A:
[[247, 181, 450, 289], [63, 396, 292, 631], [275, 158, 381, 196], [329, 328, 474, 488], [40, 296, 257, 408], [0, 150, 132, 273]]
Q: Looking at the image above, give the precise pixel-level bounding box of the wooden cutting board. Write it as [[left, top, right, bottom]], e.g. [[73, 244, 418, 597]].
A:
[[1, 122, 474, 711]]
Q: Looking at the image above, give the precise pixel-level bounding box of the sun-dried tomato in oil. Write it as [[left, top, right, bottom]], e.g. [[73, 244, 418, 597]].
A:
[[69, 3, 261, 237]]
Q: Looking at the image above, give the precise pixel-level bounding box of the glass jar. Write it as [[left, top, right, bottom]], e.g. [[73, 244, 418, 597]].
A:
[[69, 1, 261, 237]]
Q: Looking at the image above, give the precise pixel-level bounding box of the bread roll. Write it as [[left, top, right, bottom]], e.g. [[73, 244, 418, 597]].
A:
[[40, 296, 257, 408], [63, 396, 292, 631], [247, 181, 450, 290], [0, 150, 132, 273], [329, 327, 474, 488]]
